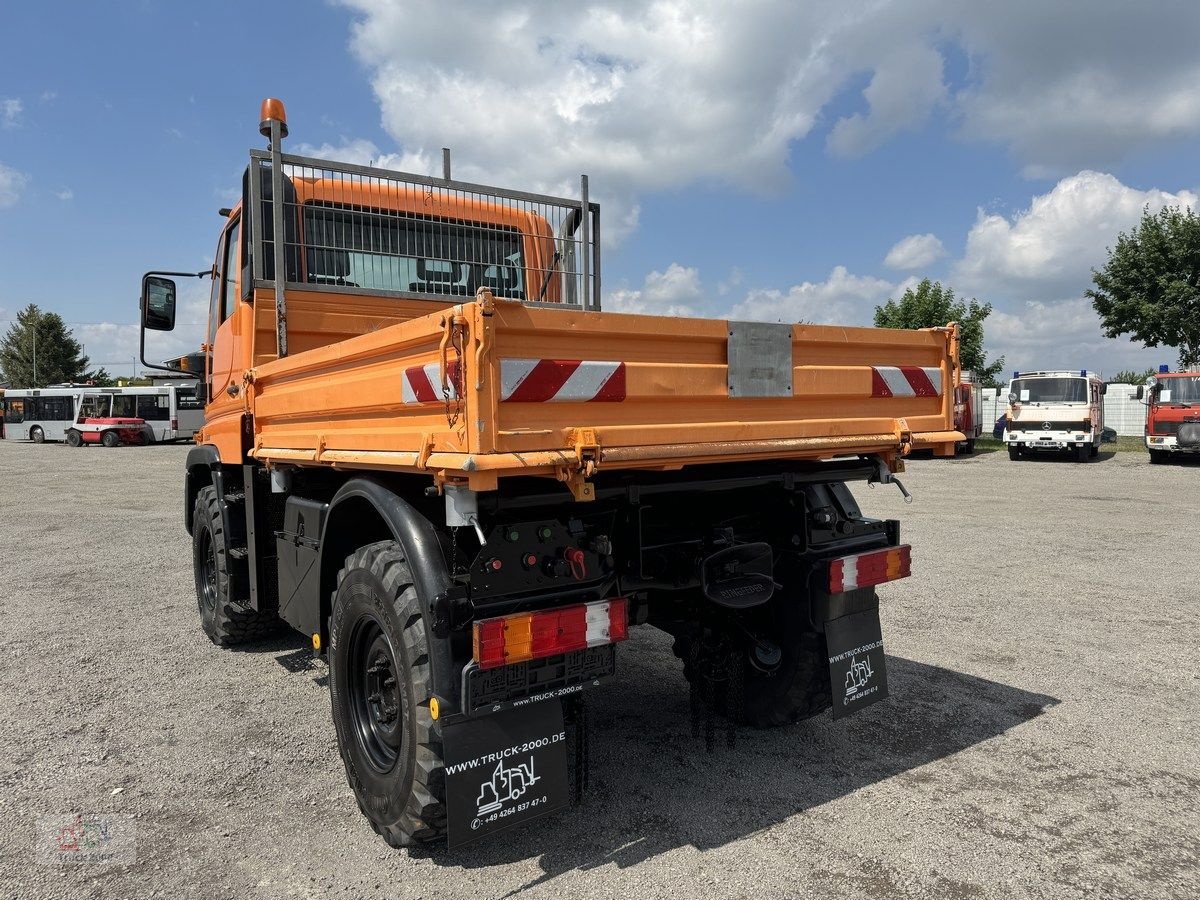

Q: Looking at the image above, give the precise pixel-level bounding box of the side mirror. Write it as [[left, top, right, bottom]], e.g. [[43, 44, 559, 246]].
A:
[[1135, 386, 1144, 400], [142, 275, 177, 331], [1100, 383, 1108, 395], [1007, 392, 1018, 405]]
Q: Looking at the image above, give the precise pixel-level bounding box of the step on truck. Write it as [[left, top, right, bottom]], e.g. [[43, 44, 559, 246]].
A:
[[139, 99, 963, 849], [1137, 365, 1200, 463], [1003, 369, 1106, 462]]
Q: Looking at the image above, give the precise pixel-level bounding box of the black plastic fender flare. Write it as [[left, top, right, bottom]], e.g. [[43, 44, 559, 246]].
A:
[[184, 444, 225, 535], [318, 477, 457, 708]]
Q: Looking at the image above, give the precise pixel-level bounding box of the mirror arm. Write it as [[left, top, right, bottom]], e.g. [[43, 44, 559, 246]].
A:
[[139, 269, 210, 375]]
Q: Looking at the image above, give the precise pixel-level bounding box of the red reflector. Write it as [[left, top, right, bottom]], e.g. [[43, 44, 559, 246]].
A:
[[827, 545, 911, 594], [473, 598, 630, 670]]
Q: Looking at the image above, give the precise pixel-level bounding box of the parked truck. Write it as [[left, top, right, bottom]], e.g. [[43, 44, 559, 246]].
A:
[[1139, 365, 1200, 463], [1003, 369, 1106, 462], [139, 100, 962, 849]]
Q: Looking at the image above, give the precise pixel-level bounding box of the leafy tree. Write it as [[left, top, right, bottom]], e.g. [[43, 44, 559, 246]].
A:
[[1088, 205, 1200, 369], [0, 304, 97, 387], [1108, 368, 1158, 385], [874, 279, 1005, 385]]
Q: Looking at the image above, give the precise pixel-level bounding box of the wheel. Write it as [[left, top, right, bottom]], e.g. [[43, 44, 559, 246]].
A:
[[101, 430, 121, 448], [963, 439, 976, 455], [329, 540, 445, 847], [1008, 445, 1021, 461], [1075, 444, 1089, 463], [1149, 449, 1167, 464], [30, 426, 44, 444], [66, 430, 83, 448], [1090, 442, 1099, 458], [673, 592, 834, 728], [192, 485, 280, 645]]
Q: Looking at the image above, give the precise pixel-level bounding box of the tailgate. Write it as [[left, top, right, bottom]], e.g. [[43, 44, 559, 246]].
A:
[[476, 303, 959, 463]]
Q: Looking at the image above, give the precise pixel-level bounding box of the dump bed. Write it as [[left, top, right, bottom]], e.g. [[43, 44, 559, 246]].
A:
[[248, 293, 960, 497]]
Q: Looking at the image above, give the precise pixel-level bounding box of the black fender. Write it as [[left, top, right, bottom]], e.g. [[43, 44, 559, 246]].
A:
[[317, 477, 457, 707], [185, 444, 224, 535]]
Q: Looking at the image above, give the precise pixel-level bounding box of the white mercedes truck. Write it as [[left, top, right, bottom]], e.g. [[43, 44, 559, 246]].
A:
[[1003, 370, 1106, 462]]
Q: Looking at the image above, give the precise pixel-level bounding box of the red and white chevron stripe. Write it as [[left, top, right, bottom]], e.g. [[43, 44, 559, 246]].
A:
[[500, 358, 627, 402], [870, 366, 943, 398], [402, 361, 460, 403]]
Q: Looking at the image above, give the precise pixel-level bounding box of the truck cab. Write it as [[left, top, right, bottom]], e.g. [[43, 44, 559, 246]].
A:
[[1003, 369, 1106, 462], [1142, 367, 1200, 463]]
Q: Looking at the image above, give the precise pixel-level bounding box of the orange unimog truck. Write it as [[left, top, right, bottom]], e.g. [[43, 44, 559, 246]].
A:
[[139, 100, 961, 850]]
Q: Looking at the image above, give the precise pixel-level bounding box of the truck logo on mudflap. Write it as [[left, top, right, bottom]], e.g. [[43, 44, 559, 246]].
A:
[[844, 655, 874, 697], [476, 757, 540, 815]]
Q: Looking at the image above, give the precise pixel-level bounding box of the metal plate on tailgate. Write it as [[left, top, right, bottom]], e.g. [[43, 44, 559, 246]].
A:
[[444, 703, 571, 848], [825, 608, 889, 719], [727, 321, 794, 397]]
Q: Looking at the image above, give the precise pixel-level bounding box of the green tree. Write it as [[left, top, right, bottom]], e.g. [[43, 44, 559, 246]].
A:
[[1087, 205, 1200, 369], [0, 304, 97, 387], [1108, 368, 1158, 385], [874, 279, 1005, 385]]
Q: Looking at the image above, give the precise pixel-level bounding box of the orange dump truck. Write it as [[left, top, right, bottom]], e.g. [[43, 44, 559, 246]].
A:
[[139, 100, 961, 850]]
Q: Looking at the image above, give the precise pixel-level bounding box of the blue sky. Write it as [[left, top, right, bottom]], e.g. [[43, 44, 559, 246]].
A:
[[3, 1, 1200, 377]]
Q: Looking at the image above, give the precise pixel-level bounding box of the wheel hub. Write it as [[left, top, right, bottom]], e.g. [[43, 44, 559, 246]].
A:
[[348, 620, 405, 772]]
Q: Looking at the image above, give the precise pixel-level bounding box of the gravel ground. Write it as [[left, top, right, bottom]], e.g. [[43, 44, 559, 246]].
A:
[[1, 439, 1198, 900]]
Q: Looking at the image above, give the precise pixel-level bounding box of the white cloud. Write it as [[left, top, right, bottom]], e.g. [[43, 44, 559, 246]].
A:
[[884, 233, 946, 270], [606, 263, 702, 317], [0, 162, 29, 207], [55, 188, 73, 201], [828, 44, 947, 158], [2, 98, 22, 128], [953, 171, 1197, 299], [724, 266, 896, 324], [331, 0, 1200, 226]]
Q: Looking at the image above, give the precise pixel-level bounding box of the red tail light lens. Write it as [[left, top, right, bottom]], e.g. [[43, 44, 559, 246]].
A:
[[829, 545, 911, 594], [472, 598, 629, 670]]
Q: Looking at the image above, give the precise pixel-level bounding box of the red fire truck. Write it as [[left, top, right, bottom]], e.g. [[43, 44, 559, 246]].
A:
[[1141, 365, 1200, 463], [953, 373, 983, 454]]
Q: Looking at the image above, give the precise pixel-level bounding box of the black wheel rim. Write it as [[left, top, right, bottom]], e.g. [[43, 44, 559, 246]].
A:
[[348, 616, 405, 773], [197, 526, 218, 615]]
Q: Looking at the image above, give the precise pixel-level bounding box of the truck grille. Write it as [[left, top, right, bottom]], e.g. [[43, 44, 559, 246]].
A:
[[1008, 420, 1090, 433]]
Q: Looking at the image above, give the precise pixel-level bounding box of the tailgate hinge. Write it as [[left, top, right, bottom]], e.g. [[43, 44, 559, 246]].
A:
[[560, 428, 600, 502]]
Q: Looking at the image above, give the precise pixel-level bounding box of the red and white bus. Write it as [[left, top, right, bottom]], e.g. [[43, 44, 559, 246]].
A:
[[1, 384, 204, 444]]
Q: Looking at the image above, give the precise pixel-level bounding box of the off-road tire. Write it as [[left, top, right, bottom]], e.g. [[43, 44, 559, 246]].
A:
[[1008, 445, 1020, 461], [101, 430, 121, 448], [30, 426, 44, 444], [66, 429, 82, 448], [962, 439, 976, 455], [1075, 443, 1089, 463], [1149, 449, 1168, 464], [192, 486, 280, 645], [329, 541, 445, 847], [674, 617, 832, 728], [1090, 441, 1100, 458]]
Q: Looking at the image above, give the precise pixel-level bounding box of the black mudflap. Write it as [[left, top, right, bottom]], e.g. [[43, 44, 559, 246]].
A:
[[443, 701, 572, 849], [825, 608, 889, 720]]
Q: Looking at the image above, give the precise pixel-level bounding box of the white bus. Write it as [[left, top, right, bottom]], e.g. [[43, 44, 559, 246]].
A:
[[1, 383, 204, 443]]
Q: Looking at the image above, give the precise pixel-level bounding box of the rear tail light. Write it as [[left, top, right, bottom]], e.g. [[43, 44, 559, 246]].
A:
[[829, 545, 911, 594], [472, 597, 629, 670], [171, 417, 178, 430]]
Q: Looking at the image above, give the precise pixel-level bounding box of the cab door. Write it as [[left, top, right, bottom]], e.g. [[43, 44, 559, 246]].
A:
[[203, 216, 247, 461]]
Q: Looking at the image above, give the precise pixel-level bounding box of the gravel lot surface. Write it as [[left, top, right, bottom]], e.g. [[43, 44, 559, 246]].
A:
[[1, 440, 1197, 899]]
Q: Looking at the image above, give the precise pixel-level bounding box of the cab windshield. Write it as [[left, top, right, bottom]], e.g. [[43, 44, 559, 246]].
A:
[[1157, 375, 1200, 404], [1011, 377, 1087, 404]]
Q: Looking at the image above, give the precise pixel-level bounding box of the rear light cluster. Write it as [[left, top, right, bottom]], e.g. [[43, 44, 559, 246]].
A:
[[472, 598, 629, 670], [828, 545, 911, 594]]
